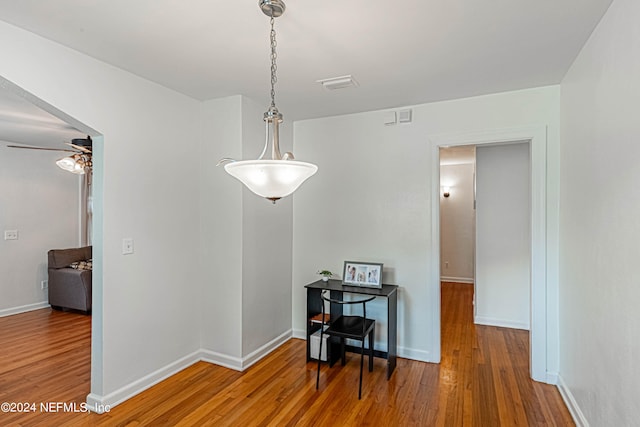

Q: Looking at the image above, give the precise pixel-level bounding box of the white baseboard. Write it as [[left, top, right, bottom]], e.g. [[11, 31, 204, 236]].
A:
[[292, 328, 306, 340], [557, 375, 589, 427], [86, 350, 201, 413], [199, 349, 243, 371], [545, 371, 558, 385], [87, 331, 293, 413], [474, 316, 529, 331], [298, 328, 434, 364], [239, 329, 291, 370], [398, 346, 434, 363], [0, 301, 50, 317], [440, 276, 474, 284]]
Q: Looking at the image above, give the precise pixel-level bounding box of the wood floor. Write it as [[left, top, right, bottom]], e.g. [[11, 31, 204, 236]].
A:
[[0, 283, 573, 426]]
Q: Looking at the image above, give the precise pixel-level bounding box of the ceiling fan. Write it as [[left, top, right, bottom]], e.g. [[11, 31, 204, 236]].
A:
[[7, 136, 93, 175]]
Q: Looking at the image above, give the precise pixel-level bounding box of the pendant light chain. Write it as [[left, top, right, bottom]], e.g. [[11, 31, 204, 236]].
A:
[[217, 0, 317, 203], [270, 16, 278, 109]]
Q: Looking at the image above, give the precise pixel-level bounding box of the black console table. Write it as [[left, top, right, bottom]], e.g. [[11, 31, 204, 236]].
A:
[[305, 279, 398, 379]]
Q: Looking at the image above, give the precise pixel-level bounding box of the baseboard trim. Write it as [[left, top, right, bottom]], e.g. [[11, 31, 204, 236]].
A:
[[199, 349, 243, 371], [545, 371, 558, 385], [86, 350, 201, 413], [240, 329, 291, 370], [292, 328, 306, 340], [475, 316, 529, 331], [398, 346, 434, 363], [557, 375, 589, 427], [87, 333, 293, 412], [440, 276, 474, 284], [0, 301, 50, 317]]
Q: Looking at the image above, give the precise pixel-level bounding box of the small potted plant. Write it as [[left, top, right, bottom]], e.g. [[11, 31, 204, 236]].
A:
[[317, 270, 333, 282]]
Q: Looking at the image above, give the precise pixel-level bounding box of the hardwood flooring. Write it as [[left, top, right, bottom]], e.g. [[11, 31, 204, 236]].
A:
[[0, 283, 573, 426]]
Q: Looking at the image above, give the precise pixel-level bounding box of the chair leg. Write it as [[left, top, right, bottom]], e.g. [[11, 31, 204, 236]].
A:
[[316, 330, 323, 390], [359, 337, 365, 399], [369, 327, 375, 372], [341, 338, 346, 366]]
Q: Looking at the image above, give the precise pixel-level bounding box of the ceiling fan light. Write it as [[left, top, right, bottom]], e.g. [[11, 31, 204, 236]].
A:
[[224, 160, 317, 200], [56, 156, 77, 172], [56, 154, 87, 175]]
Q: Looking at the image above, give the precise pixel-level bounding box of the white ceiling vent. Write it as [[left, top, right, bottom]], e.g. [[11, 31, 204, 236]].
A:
[[316, 75, 359, 90]]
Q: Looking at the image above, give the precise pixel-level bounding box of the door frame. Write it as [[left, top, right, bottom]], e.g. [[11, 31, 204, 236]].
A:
[[430, 126, 549, 383]]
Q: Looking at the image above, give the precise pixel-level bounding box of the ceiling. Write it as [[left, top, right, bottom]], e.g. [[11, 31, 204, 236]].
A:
[[0, 0, 613, 146]]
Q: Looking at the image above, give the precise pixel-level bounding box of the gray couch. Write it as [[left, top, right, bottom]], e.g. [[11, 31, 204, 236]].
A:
[[48, 246, 92, 314]]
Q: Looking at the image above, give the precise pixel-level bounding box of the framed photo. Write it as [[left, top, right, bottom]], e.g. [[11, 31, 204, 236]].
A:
[[342, 261, 383, 288]]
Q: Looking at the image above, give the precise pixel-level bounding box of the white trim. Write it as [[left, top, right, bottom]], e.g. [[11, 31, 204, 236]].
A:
[[0, 302, 50, 317], [298, 328, 434, 364], [430, 125, 549, 382], [474, 316, 529, 330], [240, 329, 291, 370], [397, 346, 434, 363], [546, 371, 558, 385], [86, 350, 201, 413], [440, 276, 474, 284], [292, 328, 306, 340], [200, 349, 243, 371], [558, 375, 590, 427], [86, 333, 292, 412]]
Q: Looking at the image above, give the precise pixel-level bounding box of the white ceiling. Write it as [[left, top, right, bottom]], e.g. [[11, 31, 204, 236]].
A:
[[0, 0, 613, 146]]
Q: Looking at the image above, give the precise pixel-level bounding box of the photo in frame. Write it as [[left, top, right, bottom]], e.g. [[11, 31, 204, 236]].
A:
[[342, 261, 383, 288]]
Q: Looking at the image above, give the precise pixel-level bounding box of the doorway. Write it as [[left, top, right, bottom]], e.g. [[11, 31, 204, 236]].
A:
[[439, 142, 531, 331], [0, 76, 102, 398], [430, 126, 549, 383]]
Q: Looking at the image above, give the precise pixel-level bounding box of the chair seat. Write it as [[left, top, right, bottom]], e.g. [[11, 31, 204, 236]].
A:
[[316, 292, 376, 399], [326, 315, 375, 339]]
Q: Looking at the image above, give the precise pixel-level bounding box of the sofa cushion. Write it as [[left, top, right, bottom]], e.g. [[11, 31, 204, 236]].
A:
[[69, 260, 92, 271], [48, 246, 92, 269]]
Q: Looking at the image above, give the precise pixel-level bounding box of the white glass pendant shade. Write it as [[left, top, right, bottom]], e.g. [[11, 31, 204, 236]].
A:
[[225, 160, 317, 200], [218, 0, 317, 203]]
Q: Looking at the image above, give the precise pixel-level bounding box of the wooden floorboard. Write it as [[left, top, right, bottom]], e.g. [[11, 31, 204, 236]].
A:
[[0, 284, 574, 426]]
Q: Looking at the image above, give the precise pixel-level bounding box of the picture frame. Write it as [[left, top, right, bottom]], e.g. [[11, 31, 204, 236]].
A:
[[342, 261, 383, 288]]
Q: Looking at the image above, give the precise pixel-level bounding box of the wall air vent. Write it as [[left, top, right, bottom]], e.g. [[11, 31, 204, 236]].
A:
[[316, 75, 359, 90]]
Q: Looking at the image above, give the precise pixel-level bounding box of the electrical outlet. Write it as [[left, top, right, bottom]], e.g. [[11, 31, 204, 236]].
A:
[[445, 261, 449, 269], [4, 230, 18, 240], [41, 280, 48, 290]]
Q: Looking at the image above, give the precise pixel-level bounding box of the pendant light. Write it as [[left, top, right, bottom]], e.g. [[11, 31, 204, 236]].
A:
[[218, 0, 317, 203]]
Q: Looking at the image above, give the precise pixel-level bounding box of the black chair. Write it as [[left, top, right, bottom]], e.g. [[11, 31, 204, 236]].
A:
[[316, 291, 376, 399]]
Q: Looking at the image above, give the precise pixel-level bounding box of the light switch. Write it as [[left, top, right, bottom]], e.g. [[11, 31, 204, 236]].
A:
[[122, 238, 134, 255], [4, 230, 18, 240]]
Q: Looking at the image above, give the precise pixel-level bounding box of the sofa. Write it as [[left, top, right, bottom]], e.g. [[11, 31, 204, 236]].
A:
[[48, 246, 92, 314]]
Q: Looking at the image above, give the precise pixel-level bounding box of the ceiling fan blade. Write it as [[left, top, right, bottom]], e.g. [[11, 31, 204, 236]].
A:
[[65, 142, 92, 153], [6, 144, 77, 153]]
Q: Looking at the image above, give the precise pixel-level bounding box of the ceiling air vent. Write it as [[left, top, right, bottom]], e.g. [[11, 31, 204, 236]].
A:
[[316, 75, 359, 90]]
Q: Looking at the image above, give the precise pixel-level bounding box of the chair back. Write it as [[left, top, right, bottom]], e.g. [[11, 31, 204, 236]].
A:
[[320, 291, 376, 334]]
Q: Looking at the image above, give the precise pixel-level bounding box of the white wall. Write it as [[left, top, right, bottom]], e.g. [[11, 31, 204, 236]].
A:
[[293, 86, 560, 364], [440, 162, 475, 282], [0, 141, 80, 314], [199, 95, 294, 365], [475, 143, 530, 330], [559, 0, 640, 424], [200, 96, 243, 359], [240, 96, 294, 357], [0, 20, 202, 403]]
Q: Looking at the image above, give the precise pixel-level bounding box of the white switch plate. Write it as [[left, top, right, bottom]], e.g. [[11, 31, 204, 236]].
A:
[[4, 230, 18, 240], [41, 280, 48, 290], [122, 238, 134, 255]]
